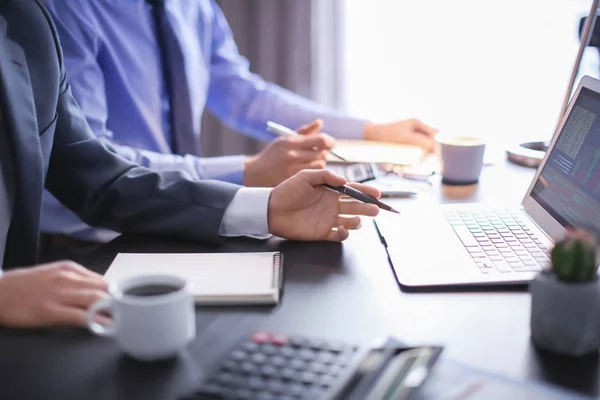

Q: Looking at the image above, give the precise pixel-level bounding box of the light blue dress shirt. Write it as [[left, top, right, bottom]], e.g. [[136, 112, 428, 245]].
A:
[[43, 0, 365, 242]]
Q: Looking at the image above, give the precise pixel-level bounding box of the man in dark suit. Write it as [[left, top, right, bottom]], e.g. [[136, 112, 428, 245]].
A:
[[0, 0, 380, 328]]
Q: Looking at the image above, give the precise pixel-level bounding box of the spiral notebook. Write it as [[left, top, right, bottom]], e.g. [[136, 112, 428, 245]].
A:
[[104, 252, 284, 305]]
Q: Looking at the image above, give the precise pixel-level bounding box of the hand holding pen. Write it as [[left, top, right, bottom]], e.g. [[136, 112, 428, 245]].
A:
[[267, 121, 348, 162], [268, 169, 386, 242]]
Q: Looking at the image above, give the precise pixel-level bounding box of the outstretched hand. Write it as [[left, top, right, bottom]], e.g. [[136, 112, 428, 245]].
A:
[[267, 169, 381, 242], [364, 118, 438, 152]]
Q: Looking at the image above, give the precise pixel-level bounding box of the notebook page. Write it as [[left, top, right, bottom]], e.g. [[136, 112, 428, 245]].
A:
[[105, 252, 277, 296], [328, 140, 426, 165]]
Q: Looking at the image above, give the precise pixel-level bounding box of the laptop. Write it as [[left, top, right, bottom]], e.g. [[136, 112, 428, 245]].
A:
[[374, 75, 600, 287]]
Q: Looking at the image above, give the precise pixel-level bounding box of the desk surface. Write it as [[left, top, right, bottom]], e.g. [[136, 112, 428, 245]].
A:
[[1, 160, 599, 400]]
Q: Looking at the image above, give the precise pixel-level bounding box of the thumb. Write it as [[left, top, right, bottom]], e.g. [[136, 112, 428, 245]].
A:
[[297, 119, 324, 136], [300, 169, 347, 188]]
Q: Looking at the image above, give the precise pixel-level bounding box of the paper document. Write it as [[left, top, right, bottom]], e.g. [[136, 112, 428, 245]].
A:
[[329, 139, 427, 165]]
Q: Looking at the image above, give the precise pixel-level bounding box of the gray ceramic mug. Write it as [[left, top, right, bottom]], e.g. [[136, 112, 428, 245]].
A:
[[436, 134, 486, 184], [87, 275, 195, 361]]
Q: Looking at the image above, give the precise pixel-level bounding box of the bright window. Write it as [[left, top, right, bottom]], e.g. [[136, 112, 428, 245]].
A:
[[342, 0, 599, 148]]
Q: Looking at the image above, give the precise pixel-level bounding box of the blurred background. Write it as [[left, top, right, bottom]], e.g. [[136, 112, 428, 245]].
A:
[[202, 0, 599, 156]]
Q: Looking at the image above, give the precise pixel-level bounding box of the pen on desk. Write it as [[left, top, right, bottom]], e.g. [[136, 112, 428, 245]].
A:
[[266, 121, 348, 162], [324, 184, 400, 214]]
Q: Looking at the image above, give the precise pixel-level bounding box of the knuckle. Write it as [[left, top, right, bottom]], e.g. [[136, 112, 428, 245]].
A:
[[39, 300, 55, 315], [285, 151, 297, 162], [58, 261, 78, 272], [53, 270, 74, 285]]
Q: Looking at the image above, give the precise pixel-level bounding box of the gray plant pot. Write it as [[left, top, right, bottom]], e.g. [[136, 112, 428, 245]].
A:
[[530, 271, 600, 356]]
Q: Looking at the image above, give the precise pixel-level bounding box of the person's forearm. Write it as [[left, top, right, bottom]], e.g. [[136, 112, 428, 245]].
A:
[[208, 75, 368, 141], [100, 139, 245, 183]]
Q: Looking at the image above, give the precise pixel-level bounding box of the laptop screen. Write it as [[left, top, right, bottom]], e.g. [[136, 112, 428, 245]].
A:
[[531, 87, 600, 237]]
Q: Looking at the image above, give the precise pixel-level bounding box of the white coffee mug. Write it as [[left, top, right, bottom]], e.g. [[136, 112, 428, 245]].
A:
[[436, 134, 486, 184], [87, 275, 195, 361]]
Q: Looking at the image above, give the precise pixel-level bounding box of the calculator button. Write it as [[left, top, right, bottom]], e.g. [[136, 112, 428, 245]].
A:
[[260, 365, 278, 378], [299, 371, 318, 384], [240, 362, 258, 374], [279, 368, 296, 380], [278, 346, 296, 358], [251, 353, 268, 364], [289, 358, 305, 370], [266, 379, 286, 394], [256, 392, 276, 400], [270, 356, 287, 367], [234, 388, 254, 400], [252, 332, 271, 343], [288, 336, 305, 347], [247, 376, 264, 390], [309, 362, 327, 374], [305, 338, 327, 350], [327, 364, 343, 377], [242, 341, 260, 353], [230, 350, 247, 362], [316, 351, 335, 364], [321, 374, 336, 388], [221, 360, 240, 372], [261, 344, 278, 355], [298, 348, 315, 361], [271, 334, 288, 346], [287, 383, 305, 397]]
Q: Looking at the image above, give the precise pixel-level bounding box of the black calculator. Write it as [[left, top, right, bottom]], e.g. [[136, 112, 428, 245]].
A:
[[327, 163, 379, 183], [180, 332, 443, 400]]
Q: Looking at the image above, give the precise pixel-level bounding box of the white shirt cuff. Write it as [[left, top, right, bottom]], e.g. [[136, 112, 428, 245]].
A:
[[219, 188, 272, 239]]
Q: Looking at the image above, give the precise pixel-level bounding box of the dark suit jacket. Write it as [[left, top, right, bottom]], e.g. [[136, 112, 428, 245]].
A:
[[0, 0, 240, 268]]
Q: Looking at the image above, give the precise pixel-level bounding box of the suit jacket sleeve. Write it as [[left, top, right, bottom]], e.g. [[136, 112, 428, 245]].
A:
[[45, 30, 241, 243]]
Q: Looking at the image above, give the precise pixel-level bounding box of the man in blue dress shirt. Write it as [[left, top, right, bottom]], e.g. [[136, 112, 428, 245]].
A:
[[0, 0, 381, 328], [44, 0, 437, 245]]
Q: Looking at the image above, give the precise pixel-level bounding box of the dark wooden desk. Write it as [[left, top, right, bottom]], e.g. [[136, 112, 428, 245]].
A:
[[1, 160, 599, 400]]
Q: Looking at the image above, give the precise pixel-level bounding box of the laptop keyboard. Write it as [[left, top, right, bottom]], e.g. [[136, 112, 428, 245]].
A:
[[443, 209, 551, 274]]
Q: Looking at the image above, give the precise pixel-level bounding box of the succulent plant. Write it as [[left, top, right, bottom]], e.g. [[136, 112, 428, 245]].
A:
[[551, 230, 599, 283]]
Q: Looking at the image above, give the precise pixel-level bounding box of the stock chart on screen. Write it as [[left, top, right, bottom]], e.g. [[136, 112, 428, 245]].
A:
[[531, 88, 600, 237]]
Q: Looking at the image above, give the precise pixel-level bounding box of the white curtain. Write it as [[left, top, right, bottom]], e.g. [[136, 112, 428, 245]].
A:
[[201, 0, 342, 157]]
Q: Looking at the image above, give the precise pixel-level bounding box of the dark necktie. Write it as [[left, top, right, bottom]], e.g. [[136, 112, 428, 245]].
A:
[[146, 0, 201, 156]]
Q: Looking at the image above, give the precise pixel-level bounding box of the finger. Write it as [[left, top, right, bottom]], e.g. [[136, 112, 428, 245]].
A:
[[325, 226, 349, 242], [346, 182, 381, 199], [291, 149, 328, 164], [292, 133, 336, 150], [300, 169, 347, 187], [412, 119, 439, 137], [300, 159, 327, 171], [339, 201, 380, 217], [405, 133, 436, 152], [49, 305, 89, 327], [65, 274, 109, 292], [297, 119, 323, 135], [337, 216, 362, 230], [52, 260, 105, 280], [60, 289, 109, 309]]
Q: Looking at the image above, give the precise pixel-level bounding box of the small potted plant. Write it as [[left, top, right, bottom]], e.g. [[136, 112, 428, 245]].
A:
[[530, 229, 600, 356]]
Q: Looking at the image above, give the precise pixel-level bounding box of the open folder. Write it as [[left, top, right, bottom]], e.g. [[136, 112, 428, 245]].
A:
[[104, 252, 284, 306]]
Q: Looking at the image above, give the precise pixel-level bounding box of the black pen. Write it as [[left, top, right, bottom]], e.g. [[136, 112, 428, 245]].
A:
[[324, 184, 400, 214]]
